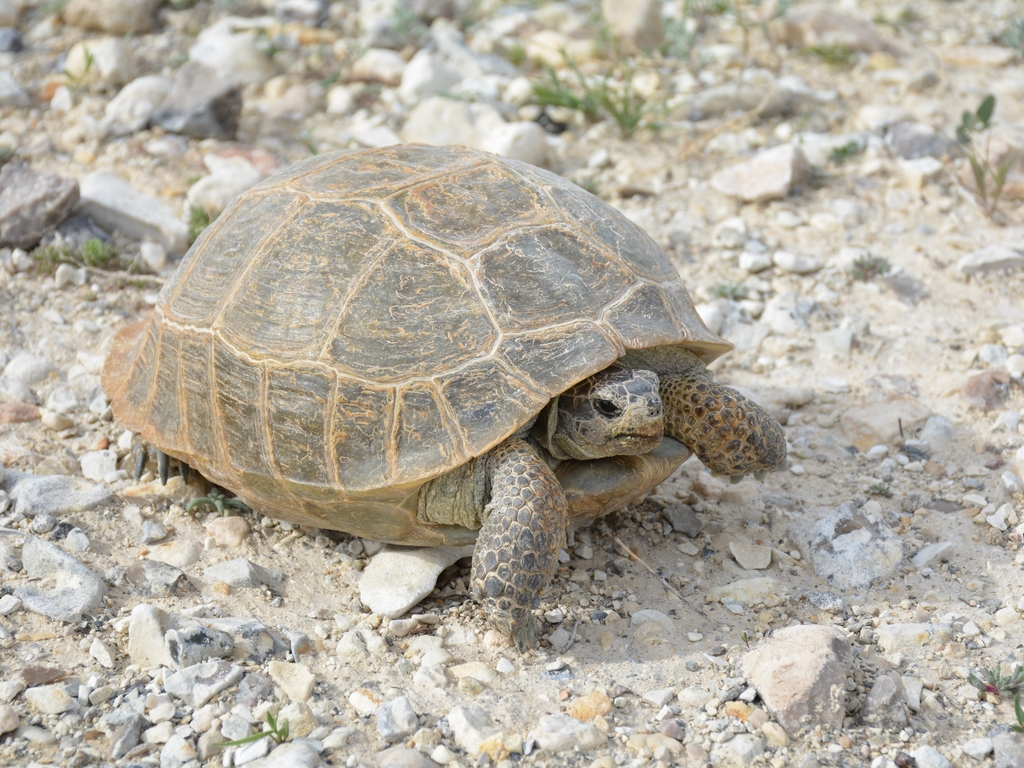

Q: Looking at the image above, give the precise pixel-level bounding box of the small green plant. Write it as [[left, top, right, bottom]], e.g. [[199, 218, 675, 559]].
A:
[[801, 44, 854, 67], [186, 490, 251, 517], [660, 17, 700, 62], [219, 709, 289, 748], [1014, 694, 1024, 734], [0, 148, 15, 169], [741, 631, 751, 648], [63, 48, 95, 91], [188, 206, 212, 244], [31, 243, 73, 274], [531, 58, 660, 138], [712, 282, 745, 300], [968, 664, 1024, 699], [955, 94, 1019, 219], [390, 4, 427, 48], [505, 43, 526, 68], [869, 483, 893, 498], [79, 238, 115, 268], [830, 141, 863, 165], [1000, 18, 1024, 56], [851, 255, 891, 282]]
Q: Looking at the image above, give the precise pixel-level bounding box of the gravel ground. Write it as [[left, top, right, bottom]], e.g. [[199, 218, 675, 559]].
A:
[[0, 1, 1023, 767]]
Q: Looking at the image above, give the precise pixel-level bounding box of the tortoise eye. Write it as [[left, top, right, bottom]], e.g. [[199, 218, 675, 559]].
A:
[[592, 398, 621, 418]]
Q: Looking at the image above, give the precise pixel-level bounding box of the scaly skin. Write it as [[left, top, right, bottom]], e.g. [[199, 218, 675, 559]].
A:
[[660, 371, 787, 477], [470, 439, 567, 652]]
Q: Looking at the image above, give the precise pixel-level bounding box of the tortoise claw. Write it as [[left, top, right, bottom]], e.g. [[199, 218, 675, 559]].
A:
[[180, 463, 191, 485], [157, 450, 169, 486], [730, 475, 744, 484], [133, 445, 146, 480], [754, 471, 766, 482]]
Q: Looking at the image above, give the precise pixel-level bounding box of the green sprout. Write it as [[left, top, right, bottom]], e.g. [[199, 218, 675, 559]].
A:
[[851, 255, 891, 283], [0, 148, 16, 169], [219, 708, 289, 748], [188, 206, 213, 245], [1014, 694, 1024, 734], [64, 48, 95, 91], [801, 44, 854, 67], [869, 483, 893, 498], [1000, 18, 1024, 56], [712, 282, 745, 301], [954, 95, 1018, 218], [79, 238, 115, 268], [186, 490, 251, 517], [830, 141, 863, 165]]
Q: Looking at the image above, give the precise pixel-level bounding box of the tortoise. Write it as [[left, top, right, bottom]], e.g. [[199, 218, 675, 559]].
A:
[[102, 144, 786, 650]]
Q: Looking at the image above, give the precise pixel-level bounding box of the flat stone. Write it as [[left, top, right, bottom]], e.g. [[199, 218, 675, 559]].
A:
[[13, 537, 105, 622], [78, 171, 189, 254], [189, 31, 276, 86], [90, 638, 115, 668], [958, 245, 1024, 275], [942, 46, 1017, 68], [0, 162, 80, 250], [840, 397, 932, 451], [993, 730, 1024, 768], [152, 62, 241, 141], [65, 37, 134, 89], [772, 3, 882, 52], [874, 623, 952, 653], [961, 738, 993, 760], [709, 577, 780, 605], [147, 540, 202, 569], [203, 558, 282, 588], [710, 144, 808, 203], [601, 0, 663, 51], [710, 734, 765, 767], [128, 603, 174, 668], [164, 660, 243, 708], [0, 402, 39, 423], [963, 371, 1010, 411], [268, 660, 315, 702], [912, 542, 954, 568], [530, 714, 605, 752], [0, 704, 18, 735], [912, 745, 953, 768], [351, 48, 406, 85], [791, 502, 905, 590], [377, 746, 435, 768], [772, 250, 821, 274], [729, 542, 772, 570], [243, 742, 322, 768], [79, 449, 118, 481], [3, 353, 55, 386], [24, 684, 75, 714], [741, 624, 853, 736], [107, 715, 145, 760], [448, 705, 503, 757], [360, 544, 473, 618]]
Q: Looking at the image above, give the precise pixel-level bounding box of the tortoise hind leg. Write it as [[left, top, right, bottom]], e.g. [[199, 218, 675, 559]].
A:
[[471, 438, 567, 652], [660, 364, 787, 479], [130, 440, 196, 485]]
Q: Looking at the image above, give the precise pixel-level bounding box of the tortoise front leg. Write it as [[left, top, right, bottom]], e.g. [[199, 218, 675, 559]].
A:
[[471, 438, 567, 652], [660, 368, 787, 480]]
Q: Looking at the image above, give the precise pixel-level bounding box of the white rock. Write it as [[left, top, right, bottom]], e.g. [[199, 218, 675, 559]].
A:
[[761, 291, 809, 335], [710, 144, 808, 203], [25, 685, 75, 715], [729, 542, 772, 570], [711, 734, 765, 767], [1007, 354, 1024, 379], [814, 327, 853, 359], [399, 49, 461, 103], [351, 48, 406, 85], [874, 623, 952, 653], [912, 745, 952, 768], [103, 75, 172, 135], [479, 121, 548, 168], [90, 638, 115, 668], [66, 37, 135, 89], [739, 250, 772, 273], [958, 245, 1024, 275], [987, 504, 1010, 531], [899, 156, 944, 190], [187, 155, 263, 215], [139, 240, 167, 273], [961, 737, 993, 760], [64, 0, 160, 35], [911, 542, 953, 568], [601, 0, 662, 51], [773, 249, 821, 274], [3, 353, 55, 385], [360, 544, 474, 618], [530, 714, 605, 752], [0, 71, 30, 108], [448, 705, 503, 757], [325, 85, 356, 116], [918, 415, 954, 453], [709, 577, 779, 605], [79, 172, 190, 254], [189, 33, 276, 86], [79, 449, 118, 481]]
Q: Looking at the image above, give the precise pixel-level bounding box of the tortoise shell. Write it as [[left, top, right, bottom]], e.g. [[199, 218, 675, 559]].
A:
[[102, 144, 730, 544]]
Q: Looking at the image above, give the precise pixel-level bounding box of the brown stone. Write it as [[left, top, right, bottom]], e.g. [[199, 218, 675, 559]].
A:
[[840, 397, 932, 451], [962, 371, 1010, 411], [568, 689, 613, 722], [0, 402, 40, 423], [64, 0, 159, 35]]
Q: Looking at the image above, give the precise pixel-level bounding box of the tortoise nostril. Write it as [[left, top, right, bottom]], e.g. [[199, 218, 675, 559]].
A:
[[592, 398, 621, 418]]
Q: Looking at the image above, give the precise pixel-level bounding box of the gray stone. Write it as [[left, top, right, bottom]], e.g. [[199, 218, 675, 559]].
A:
[[886, 122, 952, 159], [64, 0, 159, 34], [140, 519, 168, 543], [13, 537, 105, 622], [772, 250, 821, 274], [189, 31, 276, 86], [741, 624, 853, 736], [103, 75, 172, 136], [78, 172, 190, 254], [79, 449, 118, 481], [375, 696, 418, 742], [860, 673, 907, 727], [160, 733, 198, 768], [65, 527, 89, 552], [151, 62, 242, 141], [0, 163, 80, 250], [529, 714, 606, 752], [124, 560, 190, 597], [377, 746, 435, 768], [0, 29, 23, 53], [398, 49, 461, 103], [164, 660, 244, 708], [874, 623, 952, 653], [772, 3, 882, 52], [692, 75, 834, 120], [3, 471, 114, 517], [993, 730, 1024, 768], [186, 154, 262, 216], [166, 625, 235, 669], [0, 377, 34, 404], [203, 558, 283, 589], [912, 542, 953, 568], [0, 703, 18, 735], [106, 714, 146, 760], [961, 738, 993, 760], [918, 415, 954, 452], [791, 502, 905, 590], [912, 745, 953, 768], [360, 544, 473, 618], [30, 512, 56, 534], [958, 245, 1024, 275], [448, 704, 502, 756], [710, 144, 808, 203], [661, 502, 702, 536], [0, 70, 29, 108]]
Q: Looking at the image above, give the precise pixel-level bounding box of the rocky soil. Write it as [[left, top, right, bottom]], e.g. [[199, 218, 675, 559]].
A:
[[1, 0, 1024, 767]]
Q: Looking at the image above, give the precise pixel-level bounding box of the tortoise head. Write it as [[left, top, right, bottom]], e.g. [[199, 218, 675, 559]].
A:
[[535, 368, 664, 461]]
